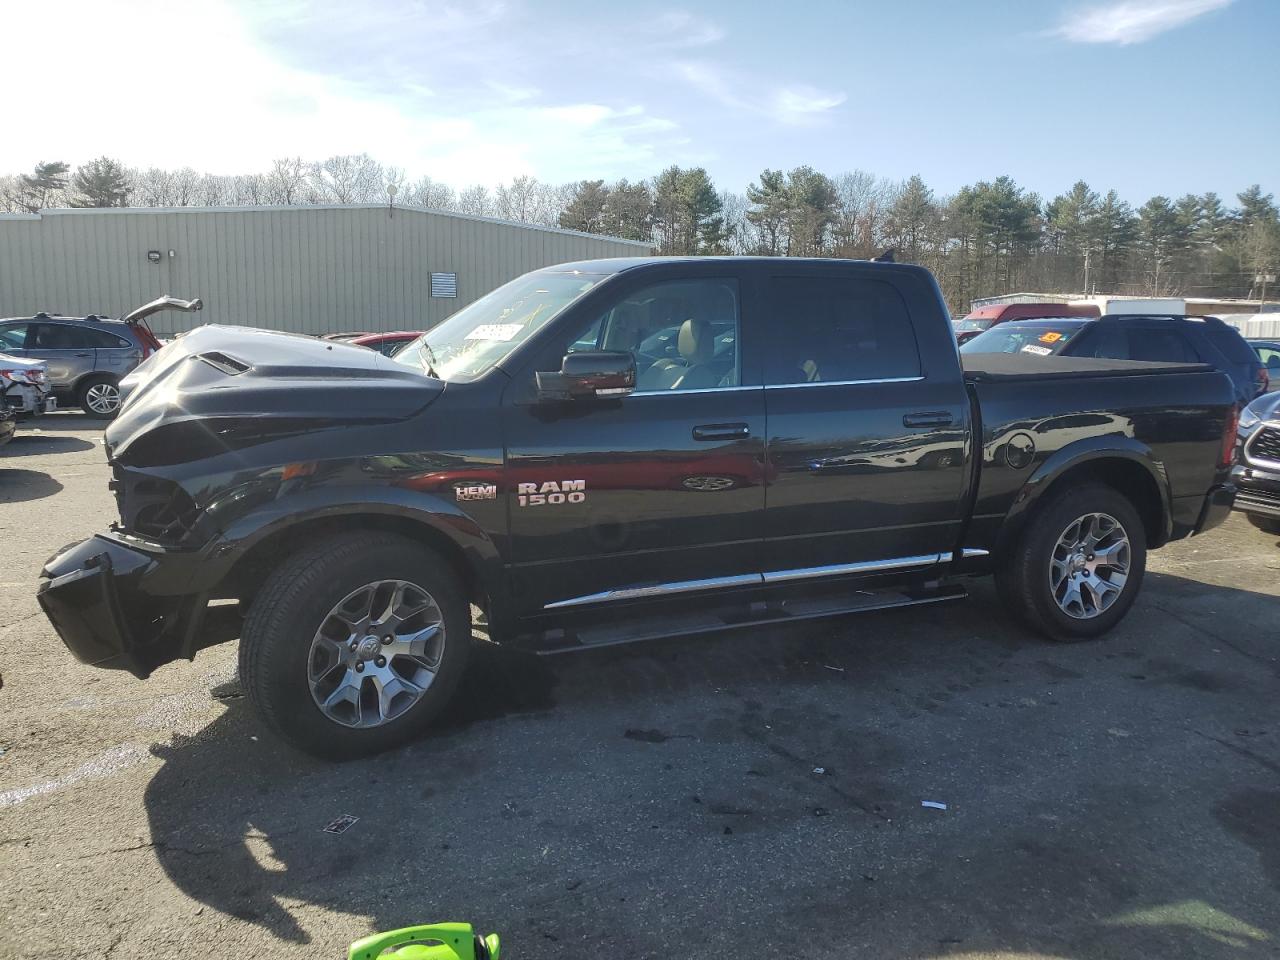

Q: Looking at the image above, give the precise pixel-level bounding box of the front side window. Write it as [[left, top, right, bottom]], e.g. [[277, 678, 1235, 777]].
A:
[[393, 271, 602, 382], [562, 278, 741, 392], [765, 276, 920, 383]]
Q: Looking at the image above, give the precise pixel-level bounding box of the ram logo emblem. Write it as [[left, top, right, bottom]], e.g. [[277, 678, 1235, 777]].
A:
[[517, 480, 586, 506]]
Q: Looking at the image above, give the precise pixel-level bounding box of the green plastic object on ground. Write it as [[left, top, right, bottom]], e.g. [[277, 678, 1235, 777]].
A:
[[347, 922, 500, 960]]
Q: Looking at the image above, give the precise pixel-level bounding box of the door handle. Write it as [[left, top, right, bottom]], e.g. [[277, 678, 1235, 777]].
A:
[[903, 411, 954, 429], [692, 422, 750, 441], [74, 353, 91, 358]]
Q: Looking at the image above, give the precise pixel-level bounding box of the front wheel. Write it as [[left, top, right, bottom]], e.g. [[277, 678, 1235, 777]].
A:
[[997, 482, 1147, 641], [239, 533, 470, 759]]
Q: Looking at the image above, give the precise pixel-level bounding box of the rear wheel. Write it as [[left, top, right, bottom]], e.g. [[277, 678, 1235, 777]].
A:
[[997, 483, 1146, 641], [239, 533, 470, 759], [78, 376, 121, 417], [1246, 513, 1280, 535]]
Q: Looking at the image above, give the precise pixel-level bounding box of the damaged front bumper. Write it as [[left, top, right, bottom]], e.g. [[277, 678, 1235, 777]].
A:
[[37, 535, 213, 678]]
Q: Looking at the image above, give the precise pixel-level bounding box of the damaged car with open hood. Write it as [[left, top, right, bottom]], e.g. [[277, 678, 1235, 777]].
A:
[[38, 258, 1239, 758]]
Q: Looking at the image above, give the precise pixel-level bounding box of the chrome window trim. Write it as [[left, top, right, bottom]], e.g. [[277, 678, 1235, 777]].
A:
[[764, 375, 924, 390], [630, 385, 760, 397]]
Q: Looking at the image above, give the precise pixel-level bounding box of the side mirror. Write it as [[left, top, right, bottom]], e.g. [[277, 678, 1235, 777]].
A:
[[536, 351, 636, 401]]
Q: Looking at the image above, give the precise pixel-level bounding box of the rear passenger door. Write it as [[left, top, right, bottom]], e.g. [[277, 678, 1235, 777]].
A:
[[760, 266, 971, 576]]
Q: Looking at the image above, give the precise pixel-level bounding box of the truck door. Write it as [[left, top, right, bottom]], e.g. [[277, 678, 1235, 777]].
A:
[[760, 266, 971, 577], [502, 270, 766, 612]]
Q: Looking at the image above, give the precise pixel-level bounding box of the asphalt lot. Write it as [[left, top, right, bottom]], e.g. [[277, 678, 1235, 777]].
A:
[[1, 414, 1278, 960]]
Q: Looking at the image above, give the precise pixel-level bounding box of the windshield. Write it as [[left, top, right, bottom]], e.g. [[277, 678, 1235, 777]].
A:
[[954, 318, 995, 333], [960, 319, 1089, 355], [393, 271, 603, 382]]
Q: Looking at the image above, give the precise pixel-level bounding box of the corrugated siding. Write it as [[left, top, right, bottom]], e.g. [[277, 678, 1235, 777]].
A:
[[0, 207, 650, 336]]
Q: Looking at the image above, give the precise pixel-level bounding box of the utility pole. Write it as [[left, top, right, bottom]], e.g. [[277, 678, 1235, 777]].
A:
[[1083, 249, 1091, 295]]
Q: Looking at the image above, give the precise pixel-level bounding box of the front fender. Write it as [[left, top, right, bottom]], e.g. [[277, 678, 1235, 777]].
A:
[[204, 485, 505, 608], [999, 436, 1172, 551]]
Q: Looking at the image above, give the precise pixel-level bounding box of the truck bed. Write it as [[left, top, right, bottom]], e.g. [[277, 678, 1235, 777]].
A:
[[962, 353, 1211, 382]]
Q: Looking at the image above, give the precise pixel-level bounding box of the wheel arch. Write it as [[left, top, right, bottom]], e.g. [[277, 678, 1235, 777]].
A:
[[997, 439, 1171, 557], [213, 491, 505, 628]]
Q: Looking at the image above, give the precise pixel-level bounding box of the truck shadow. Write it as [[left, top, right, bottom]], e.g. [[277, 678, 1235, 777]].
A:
[[142, 571, 1280, 957]]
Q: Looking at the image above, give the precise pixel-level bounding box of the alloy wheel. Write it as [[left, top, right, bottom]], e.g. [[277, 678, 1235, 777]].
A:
[[1049, 512, 1131, 619], [307, 579, 445, 728], [85, 382, 121, 415]]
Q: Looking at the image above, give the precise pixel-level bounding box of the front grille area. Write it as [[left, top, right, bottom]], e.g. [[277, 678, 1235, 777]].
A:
[[1236, 490, 1280, 518], [1246, 426, 1280, 466], [109, 466, 201, 544]]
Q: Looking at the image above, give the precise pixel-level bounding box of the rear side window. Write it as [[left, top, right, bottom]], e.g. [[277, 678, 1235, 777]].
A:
[[1204, 326, 1261, 364], [1127, 327, 1198, 363], [80, 326, 133, 348], [765, 276, 920, 384]]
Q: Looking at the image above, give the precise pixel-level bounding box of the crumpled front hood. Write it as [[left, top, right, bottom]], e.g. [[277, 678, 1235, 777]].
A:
[[107, 325, 443, 466]]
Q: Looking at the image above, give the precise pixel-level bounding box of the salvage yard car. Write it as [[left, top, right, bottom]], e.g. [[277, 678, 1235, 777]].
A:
[[1, 353, 54, 419], [37, 258, 1239, 758], [1233, 390, 1280, 535], [0, 296, 198, 417], [960, 314, 1269, 406]]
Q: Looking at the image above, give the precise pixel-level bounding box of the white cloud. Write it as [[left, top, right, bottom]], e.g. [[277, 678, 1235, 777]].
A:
[[678, 63, 845, 125], [1053, 0, 1233, 44], [0, 0, 686, 186], [644, 10, 726, 47]]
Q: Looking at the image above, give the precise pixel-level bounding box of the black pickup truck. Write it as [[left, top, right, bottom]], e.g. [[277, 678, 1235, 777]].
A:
[[38, 258, 1238, 757]]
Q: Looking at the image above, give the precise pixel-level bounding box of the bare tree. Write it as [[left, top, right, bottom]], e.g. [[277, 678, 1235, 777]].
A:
[[266, 158, 308, 204], [455, 184, 492, 216], [405, 175, 456, 209], [130, 167, 176, 206], [310, 154, 384, 204]]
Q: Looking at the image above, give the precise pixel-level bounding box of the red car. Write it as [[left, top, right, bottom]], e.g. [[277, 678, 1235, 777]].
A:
[[348, 331, 426, 357]]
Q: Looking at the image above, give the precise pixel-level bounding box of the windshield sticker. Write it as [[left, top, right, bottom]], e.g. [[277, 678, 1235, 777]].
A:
[[466, 323, 523, 342], [1039, 331, 1064, 343], [1021, 344, 1053, 356]]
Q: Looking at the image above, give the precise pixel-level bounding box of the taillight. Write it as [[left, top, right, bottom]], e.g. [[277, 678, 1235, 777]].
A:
[[1220, 406, 1239, 468], [1258, 366, 1271, 397]]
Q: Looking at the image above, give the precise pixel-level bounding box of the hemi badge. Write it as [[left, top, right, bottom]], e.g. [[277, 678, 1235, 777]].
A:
[[455, 483, 498, 502]]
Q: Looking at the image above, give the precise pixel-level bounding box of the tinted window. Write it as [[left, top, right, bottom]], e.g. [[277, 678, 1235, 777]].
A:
[[765, 276, 919, 383], [1128, 327, 1198, 363], [80, 326, 133, 348], [565, 278, 741, 392], [30, 322, 96, 349], [1204, 326, 1260, 364], [0, 323, 28, 350]]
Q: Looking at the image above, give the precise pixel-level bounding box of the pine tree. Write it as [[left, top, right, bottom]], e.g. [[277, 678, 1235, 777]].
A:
[[69, 157, 130, 208], [558, 180, 609, 234]]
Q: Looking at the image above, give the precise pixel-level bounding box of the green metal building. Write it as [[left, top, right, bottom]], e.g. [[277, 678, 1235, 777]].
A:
[[0, 205, 650, 335]]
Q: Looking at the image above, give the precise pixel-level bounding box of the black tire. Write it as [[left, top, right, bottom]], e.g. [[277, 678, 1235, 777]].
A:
[[78, 375, 122, 418], [239, 532, 470, 759], [1245, 513, 1280, 535], [996, 482, 1147, 642]]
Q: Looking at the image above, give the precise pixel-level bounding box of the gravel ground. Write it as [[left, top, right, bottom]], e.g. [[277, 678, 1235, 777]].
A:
[[2, 414, 1278, 960]]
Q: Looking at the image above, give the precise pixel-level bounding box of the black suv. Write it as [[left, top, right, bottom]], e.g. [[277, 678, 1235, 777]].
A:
[[961, 314, 1268, 406]]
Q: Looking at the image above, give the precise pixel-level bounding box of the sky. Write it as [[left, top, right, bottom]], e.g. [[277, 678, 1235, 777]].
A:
[[4, 0, 1277, 204]]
